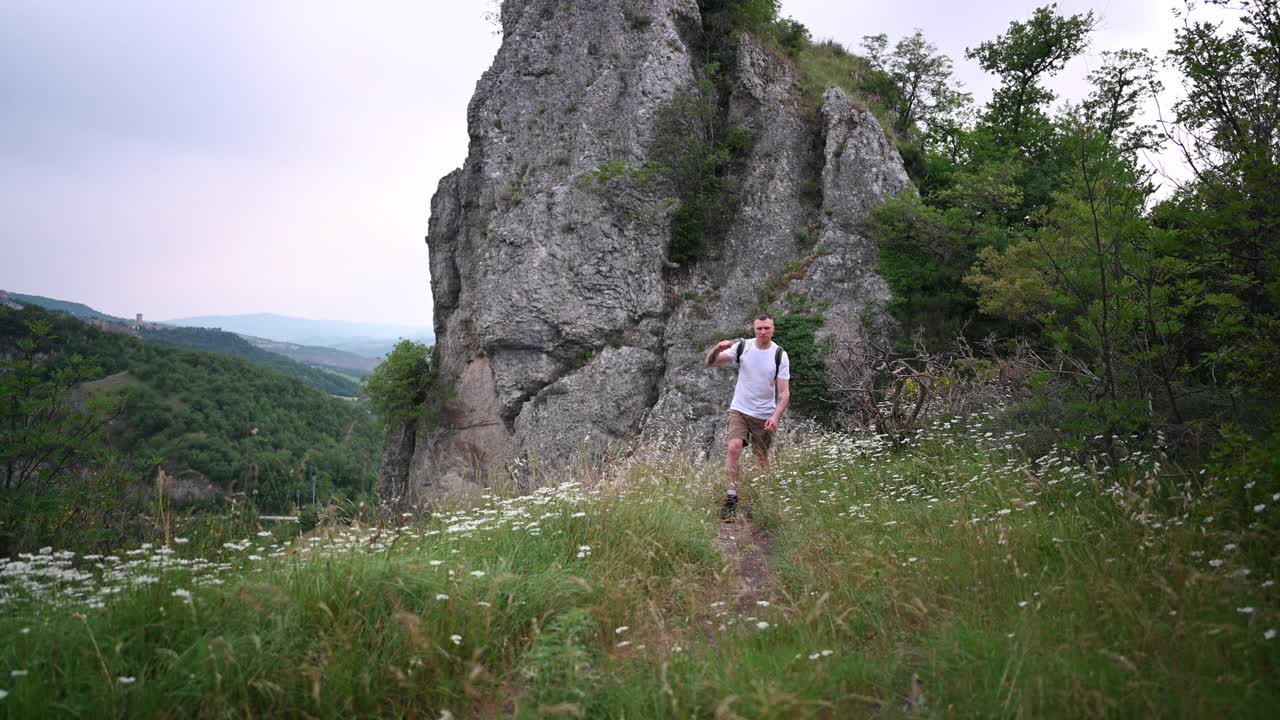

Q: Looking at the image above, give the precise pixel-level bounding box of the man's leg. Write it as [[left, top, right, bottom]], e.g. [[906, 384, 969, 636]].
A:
[[723, 411, 748, 521], [725, 437, 744, 495]]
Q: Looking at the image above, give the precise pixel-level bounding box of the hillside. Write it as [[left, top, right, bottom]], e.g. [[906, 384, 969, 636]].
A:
[[2, 290, 363, 396], [239, 334, 378, 376], [140, 325, 362, 396], [3, 290, 129, 323], [0, 304, 380, 511]]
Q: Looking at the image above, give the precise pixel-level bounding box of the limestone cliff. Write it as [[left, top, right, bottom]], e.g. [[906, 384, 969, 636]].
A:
[[387, 0, 908, 497]]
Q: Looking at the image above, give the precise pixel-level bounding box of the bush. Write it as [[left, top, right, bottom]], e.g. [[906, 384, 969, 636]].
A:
[[647, 66, 754, 267], [771, 294, 834, 424], [362, 340, 439, 429]]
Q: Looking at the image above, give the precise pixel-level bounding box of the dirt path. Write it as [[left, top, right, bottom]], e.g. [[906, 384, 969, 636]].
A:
[[712, 515, 774, 615]]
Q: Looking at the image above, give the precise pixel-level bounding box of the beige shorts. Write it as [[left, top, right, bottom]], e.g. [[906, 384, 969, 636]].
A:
[[727, 410, 773, 461]]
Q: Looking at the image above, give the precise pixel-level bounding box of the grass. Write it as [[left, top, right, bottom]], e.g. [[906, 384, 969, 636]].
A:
[[792, 40, 877, 109], [1, 414, 1277, 717]]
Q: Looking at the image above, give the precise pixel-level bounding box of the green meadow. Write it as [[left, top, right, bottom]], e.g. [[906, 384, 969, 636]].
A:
[[3, 413, 1276, 718]]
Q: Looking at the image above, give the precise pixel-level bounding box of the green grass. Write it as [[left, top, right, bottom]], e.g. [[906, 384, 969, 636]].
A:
[[792, 40, 877, 109], [2, 418, 1277, 718]]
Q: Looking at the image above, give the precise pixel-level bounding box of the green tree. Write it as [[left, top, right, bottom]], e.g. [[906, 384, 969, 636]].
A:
[[362, 340, 439, 430], [966, 4, 1096, 155], [0, 320, 120, 492], [861, 30, 973, 141], [965, 4, 1096, 214], [1161, 0, 1280, 405], [966, 49, 1185, 444]]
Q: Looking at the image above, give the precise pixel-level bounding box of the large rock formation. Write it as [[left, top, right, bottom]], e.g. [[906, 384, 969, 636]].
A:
[[390, 0, 909, 496]]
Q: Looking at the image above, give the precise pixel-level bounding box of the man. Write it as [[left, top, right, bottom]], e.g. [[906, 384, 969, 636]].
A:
[[704, 313, 790, 521]]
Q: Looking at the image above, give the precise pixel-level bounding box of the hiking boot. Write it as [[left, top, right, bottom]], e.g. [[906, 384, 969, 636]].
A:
[[720, 494, 738, 522]]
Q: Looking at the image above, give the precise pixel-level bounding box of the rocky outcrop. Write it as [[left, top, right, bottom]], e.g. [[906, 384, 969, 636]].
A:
[[645, 39, 909, 451], [389, 0, 909, 496]]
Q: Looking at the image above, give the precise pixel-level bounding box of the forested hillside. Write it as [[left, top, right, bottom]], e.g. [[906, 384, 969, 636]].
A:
[[4, 291, 364, 395], [140, 325, 362, 396], [0, 305, 380, 523]]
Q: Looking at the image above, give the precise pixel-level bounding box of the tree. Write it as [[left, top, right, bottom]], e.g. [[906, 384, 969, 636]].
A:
[[966, 4, 1096, 154], [0, 320, 121, 492], [861, 30, 973, 142], [1161, 0, 1280, 401], [965, 4, 1097, 215], [966, 51, 1188, 445]]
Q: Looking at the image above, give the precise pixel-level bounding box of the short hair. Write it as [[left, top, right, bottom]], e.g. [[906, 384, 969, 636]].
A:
[[754, 313, 774, 324]]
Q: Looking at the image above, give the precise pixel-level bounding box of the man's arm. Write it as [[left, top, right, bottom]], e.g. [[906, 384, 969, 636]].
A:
[[765, 379, 790, 432], [705, 339, 735, 367]]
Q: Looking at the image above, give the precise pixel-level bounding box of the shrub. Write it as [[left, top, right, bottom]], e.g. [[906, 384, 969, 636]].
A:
[[647, 66, 754, 266], [771, 294, 834, 424], [362, 340, 439, 430]]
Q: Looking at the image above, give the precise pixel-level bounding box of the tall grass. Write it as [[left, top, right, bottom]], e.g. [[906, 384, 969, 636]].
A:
[[1, 417, 1276, 718]]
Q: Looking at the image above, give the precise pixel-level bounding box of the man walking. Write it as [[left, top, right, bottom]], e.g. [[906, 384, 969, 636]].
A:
[[704, 313, 790, 521]]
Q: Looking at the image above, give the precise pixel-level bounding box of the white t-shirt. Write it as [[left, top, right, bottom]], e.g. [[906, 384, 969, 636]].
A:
[[729, 340, 790, 420]]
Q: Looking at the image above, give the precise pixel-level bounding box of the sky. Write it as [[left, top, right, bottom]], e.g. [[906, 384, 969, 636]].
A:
[[0, 1, 1235, 328]]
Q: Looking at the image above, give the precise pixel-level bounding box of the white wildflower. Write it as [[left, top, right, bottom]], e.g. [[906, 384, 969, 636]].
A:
[[450, 634, 462, 646], [616, 640, 632, 648], [469, 570, 485, 578], [1265, 629, 1276, 640], [615, 626, 629, 634], [1237, 607, 1255, 614], [10, 670, 27, 678], [435, 594, 449, 601], [756, 621, 770, 630], [117, 676, 136, 684]]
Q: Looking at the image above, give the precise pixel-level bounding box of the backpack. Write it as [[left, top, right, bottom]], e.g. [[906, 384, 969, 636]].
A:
[[734, 340, 783, 383]]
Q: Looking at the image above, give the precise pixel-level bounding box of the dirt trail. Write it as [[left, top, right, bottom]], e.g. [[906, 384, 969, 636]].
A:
[[712, 515, 774, 615]]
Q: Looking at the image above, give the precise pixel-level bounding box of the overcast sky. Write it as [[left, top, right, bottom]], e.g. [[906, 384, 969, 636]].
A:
[[0, 0, 1232, 327]]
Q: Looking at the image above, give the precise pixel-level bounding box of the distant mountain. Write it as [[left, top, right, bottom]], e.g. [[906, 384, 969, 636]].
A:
[[163, 313, 433, 358], [239, 335, 379, 376], [3, 291, 129, 323]]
